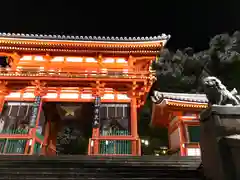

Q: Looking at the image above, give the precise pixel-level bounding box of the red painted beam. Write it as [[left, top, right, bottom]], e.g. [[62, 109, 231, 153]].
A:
[[0, 76, 148, 82], [6, 98, 131, 103]]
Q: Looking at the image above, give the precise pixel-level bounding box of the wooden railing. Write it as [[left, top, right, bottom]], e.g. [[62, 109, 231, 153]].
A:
[[0, 138, 28, 155], [88, 137, 141, 156], [100, 130, 130, 136], [0, 68, 155, 79], [183, 142, 201, 156], [0, 128, 45, 155]]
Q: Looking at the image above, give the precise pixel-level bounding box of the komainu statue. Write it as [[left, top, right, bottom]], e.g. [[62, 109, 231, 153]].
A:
[[202, 76, 240, 106], [201, 76, 240, 180]]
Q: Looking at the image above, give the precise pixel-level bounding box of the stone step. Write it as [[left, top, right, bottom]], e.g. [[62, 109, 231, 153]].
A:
[[0, 155, 201, 161], [0, 155, 203, 179], [0, 156, 201, 167], [0, 178, 200, 180]]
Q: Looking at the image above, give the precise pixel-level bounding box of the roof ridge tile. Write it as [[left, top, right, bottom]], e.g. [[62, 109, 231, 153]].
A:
[[0, 32, 171, 42]]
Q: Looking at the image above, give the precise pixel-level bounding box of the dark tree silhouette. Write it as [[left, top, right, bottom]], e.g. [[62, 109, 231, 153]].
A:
[[207, 31, 240, 90], [138, 31, 240, 154], [152, 48, 201, 93], [152, 31, 240, 93]]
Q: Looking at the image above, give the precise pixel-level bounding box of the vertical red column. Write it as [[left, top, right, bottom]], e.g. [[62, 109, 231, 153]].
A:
[[179, 118, 187, 156], [131, 96, 138, 156], [47, 121, 58, 155], [172, 111, 187, 156], [0, 81, 9, 115], [42, 120, 50, 155], [0, 95, 6, 115], [89, 81, 104, 155], [92, 128, 100, 155], [91, 95, 101, 155], [29, 80, 46, 155], [29, 95, 43, 155]]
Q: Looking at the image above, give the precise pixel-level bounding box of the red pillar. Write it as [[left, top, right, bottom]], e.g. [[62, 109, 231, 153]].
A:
[[92, 128, 99, 154], [91, 95, 101, 155], [0, 81, 9, 115], [0, 95, 6, 116], [0, 95, 5, 114], [131, 97, 138, 155], [48, 121, 58, 154], [29, 96, 43, 155], [179, 119, 187, 156], [42, 120, 50, 155], [28, 83, 46, 155]]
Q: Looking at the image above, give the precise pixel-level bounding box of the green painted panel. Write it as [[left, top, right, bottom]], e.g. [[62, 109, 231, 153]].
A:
[[99, 140, 131, 154], [3, 139, 27, 154], [0, 129, 28, 134], [36, 132, 44, 140], [99, 130, 131, 154], [188, 126, 200, 143], [34, 142, 41, 155]]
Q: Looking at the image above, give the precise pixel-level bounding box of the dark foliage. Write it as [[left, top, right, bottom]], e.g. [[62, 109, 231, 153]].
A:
[[139, 31, 240, 152], [152, 31, 240, 93]]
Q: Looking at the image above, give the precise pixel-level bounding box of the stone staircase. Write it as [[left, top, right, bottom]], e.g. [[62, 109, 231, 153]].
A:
[[0, 155, 203, 180]]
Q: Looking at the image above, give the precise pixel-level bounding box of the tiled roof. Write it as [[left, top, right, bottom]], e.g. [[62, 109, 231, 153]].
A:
[[152, 91, 240, 104], [152, 91, 208, 103], [0, 32, 171, 42], [160, 92, 208, 103]]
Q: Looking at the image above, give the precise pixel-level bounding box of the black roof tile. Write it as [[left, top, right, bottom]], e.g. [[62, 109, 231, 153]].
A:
[[0, 32, 171, 42]]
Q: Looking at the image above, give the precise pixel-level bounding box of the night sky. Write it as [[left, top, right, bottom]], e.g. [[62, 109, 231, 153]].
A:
[[3, 1, 240, 52]]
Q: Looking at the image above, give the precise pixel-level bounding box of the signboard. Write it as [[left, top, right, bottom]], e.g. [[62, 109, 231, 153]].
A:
[[93, 96, 101, 128], [29, 96, 41, 128]]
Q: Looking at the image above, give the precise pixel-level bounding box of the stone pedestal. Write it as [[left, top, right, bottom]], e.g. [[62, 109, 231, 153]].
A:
[[200, 105, 240, 180]]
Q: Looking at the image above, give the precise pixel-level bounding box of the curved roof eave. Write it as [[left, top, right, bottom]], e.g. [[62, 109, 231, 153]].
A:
[[0, 32, 171, 44]]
